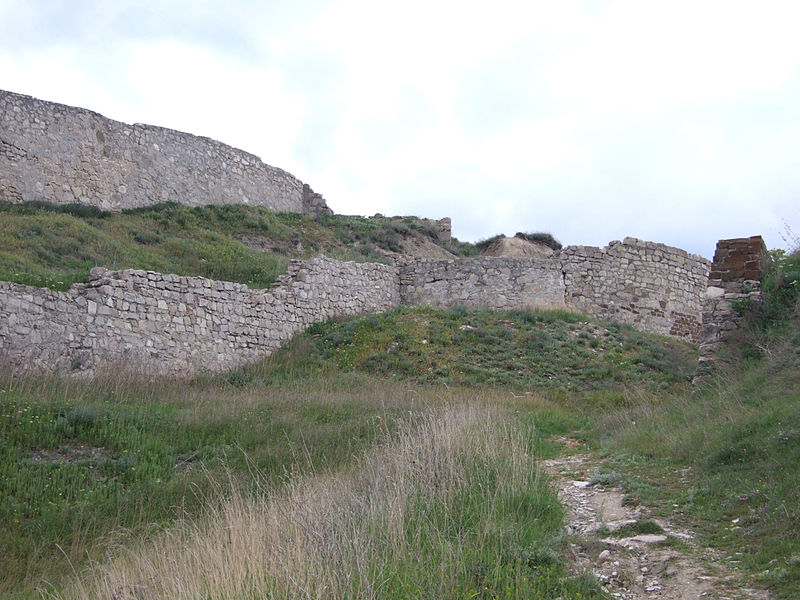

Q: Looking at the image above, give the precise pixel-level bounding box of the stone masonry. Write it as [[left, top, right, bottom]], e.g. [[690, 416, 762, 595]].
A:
[[0, 256, 397, 377], [561, 238, 710, 340], [0, 89, 330, 214], [401, 238, 710, 341], [0, 237, 715, 377], [399, 257, 566, 310], [697, 236, 771, 373]]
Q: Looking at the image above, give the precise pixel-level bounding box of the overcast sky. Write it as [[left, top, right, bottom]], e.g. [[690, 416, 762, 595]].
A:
[[2, 0, 799, 258]]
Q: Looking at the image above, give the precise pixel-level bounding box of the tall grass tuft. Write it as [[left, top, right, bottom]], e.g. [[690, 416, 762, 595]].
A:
[[51, 405, 596, 600]]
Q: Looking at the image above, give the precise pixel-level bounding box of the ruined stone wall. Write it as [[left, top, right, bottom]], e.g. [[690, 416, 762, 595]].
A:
[[400, 238, 710, 341], [0, 235, 718, 377], [399, 257, 566, 310], [562, 238, 710, 340], [0, 256, 396, 377], [697, 236, 770, 373], [0, 89, 330, 213]]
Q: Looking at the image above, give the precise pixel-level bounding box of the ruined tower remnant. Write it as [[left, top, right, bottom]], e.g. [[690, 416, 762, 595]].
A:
[[697, 236, 771, 373]]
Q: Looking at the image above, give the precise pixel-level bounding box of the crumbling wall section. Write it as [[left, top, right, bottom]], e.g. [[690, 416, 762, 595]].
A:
[[697, 236, 770, 373]]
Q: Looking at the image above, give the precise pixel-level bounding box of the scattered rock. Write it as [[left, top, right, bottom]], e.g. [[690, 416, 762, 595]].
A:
[[542, 454, 770, 600]]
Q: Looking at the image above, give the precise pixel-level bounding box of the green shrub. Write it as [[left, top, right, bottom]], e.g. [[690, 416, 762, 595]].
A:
[[514, 231, 563, 250], [474, 233, 506, 251]]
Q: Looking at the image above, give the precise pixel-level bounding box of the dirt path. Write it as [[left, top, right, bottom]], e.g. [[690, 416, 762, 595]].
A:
[[542, 452, 770, 600]]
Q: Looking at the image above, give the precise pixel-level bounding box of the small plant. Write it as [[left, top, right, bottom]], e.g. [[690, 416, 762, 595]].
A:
[[588, 467, 622, 486], [612, 519, 665, 537], [731, 296, 756, 316], [64, 405, 99, 427], [474, 233, 506, 251]]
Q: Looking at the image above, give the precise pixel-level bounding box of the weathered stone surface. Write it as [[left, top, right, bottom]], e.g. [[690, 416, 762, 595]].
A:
[[401, 238, 710, 341], [0, 256, 397, 377], [696, 237, 770, 375], [400, 257, 567, 310], [0, 89, 329, 214], [0, 238, 719, 377]]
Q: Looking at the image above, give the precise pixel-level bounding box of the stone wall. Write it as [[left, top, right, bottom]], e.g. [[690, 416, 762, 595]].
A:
[[0, 89, 330, 214], [1, 238, 711, 378], [562, 238, 710, 339], [0, 256, 396, 377], [400, 257, 566, 310], [400, 238, 710, 341], [697, 236, 770, 373]]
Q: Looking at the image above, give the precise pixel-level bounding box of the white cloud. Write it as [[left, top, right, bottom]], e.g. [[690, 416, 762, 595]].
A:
[[1, 0, 800, 258]]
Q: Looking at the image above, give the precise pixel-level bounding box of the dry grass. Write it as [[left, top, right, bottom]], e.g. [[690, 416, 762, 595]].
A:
[[48, 404, 549, 600]]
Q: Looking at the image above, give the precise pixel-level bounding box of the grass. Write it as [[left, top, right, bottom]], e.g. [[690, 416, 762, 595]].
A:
[[514, 232, 562, 250], [584, 251, 800, 598], [264, 305, 698, 395], [49, 404, 601, 600], [473, 231, 562, 252], [1, 369, 606, 600], [0, 202, 477, 290], [609, 519, 665, 537], [0, 371, 428, 597]]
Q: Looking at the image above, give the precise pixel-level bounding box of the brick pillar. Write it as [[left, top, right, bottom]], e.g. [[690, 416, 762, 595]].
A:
[[696, 236, 770, 379]]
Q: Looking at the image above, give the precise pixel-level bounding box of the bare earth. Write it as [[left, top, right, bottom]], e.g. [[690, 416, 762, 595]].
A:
[[481, 236, 555, 258], [542, 451, 771, 600]]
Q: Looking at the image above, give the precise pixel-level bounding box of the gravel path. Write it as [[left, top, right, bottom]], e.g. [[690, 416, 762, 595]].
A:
[[542, 452, 771, 600]]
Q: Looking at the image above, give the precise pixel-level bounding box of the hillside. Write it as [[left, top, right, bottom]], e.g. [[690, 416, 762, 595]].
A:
[[0, 201, 469, 291], [236, 306, 698, 394], [1, 198, 798, 599]]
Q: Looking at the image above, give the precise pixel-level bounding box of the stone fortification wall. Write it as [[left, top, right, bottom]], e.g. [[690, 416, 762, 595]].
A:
[[697, 236, 770, 372], [401, 238, 710, 340], [0, 89, 330, 213], [0, 256, 396, 377], [562, 238, 710, 339], [399, 257, 566, 310], [1, 237, 716, 377]]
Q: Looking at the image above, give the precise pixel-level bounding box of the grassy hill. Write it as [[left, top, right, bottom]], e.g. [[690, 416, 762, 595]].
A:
[[226, 306, 698, 396], [0, 201, 473, 290], [1, 200, 799, 599]]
